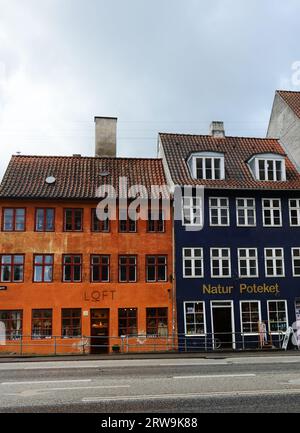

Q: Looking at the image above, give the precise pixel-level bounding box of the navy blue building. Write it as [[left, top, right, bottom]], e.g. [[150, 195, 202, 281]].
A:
[[159, 121, 300, 350]]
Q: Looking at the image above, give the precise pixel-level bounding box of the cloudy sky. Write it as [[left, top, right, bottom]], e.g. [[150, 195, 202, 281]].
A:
[[0, 0, 299, 179]]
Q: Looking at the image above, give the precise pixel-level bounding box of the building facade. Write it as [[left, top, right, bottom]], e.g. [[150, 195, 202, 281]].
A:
[[159, 122, 300, 350], [0, 119, 175, 355]]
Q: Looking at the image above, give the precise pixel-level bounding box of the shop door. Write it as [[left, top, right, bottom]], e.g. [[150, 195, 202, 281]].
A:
[[90, 309, 109, 354], [211, 301, 234, 349]]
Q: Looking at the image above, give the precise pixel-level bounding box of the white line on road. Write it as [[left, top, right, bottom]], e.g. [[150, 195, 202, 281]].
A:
[[81, 388, 300, 403], [173, 373, 256, 379], [1, 379, 92, 386]]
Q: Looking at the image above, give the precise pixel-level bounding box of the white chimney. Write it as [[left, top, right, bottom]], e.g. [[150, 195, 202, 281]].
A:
[[94, 116, 117, 157], [210, 121, 225, 138]]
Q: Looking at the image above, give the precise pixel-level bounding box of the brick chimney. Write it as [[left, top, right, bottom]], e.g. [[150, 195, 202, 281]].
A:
[[210, 121, 225, 138], [94, 116, 117, 157]]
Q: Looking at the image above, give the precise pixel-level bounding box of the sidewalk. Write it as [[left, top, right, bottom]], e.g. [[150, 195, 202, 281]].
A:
[[0, 349, 299, 363]]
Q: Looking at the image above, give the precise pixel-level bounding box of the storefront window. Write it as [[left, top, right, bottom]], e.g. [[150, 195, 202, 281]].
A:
[[184, 302, 206, 335], [146, 308, 168, 337], [61, 309, 81, 338], [0, 310, 23, 340], [240, 301, 260, 334], [267, 301, 288, 333], [118, 308, 137, 336]]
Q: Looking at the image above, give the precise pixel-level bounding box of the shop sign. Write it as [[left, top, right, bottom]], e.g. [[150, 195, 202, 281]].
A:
[[202, 283, 280, 295], [84, 290, 116, 302]]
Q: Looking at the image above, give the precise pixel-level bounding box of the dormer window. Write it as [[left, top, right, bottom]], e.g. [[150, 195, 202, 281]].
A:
[[188, 152, 225, 180], [248, 154, 286, 182]]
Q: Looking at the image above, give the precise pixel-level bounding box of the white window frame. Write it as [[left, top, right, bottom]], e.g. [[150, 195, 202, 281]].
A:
[[292, 248, 300, 277], [262, 198, 282, 227], [182, 248, 204, 278], [236, 198, 256, 227], [240, 300, 262, 335], [248, 154, 286, 182], [182, 197, 203, 227], [267, 300, 288, 335], [184, 301, 207, 336], [264, 248, 285, 277], [209, 197, 230, 227], [188, 152, 225, 180], [210, 248, 231, 278], [238, 248, 259, 278], [289, 199, 300, 227]]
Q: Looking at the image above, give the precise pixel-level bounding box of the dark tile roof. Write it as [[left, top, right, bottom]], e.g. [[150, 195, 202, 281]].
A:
[[159, 133, 300, 190], [0, 155, 169, 199], [277, 90, 300, 119]]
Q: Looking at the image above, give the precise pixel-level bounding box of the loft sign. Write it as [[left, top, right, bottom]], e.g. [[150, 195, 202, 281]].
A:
[[84, 290, 116, 302], [202, 283, 280, 295]]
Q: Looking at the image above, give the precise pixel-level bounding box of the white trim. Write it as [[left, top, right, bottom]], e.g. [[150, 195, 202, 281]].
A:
[[262, 198, 282, 227], [289, 198, 300, 227], [248, 154, 286, 182], [264, 247, 285, 278], [267, 299, 289, 335], [236, 197, 256, 227], [183, 301, 207, 337], [182, 247, 204, 279], [209, 197, 230, 227], [210, 247, 231, 278], [210, 300, 235, 349], [239, 300, 262, 336], [187, 152, 225, 180], [181, 197, 203, 227], [292, 247, 300, 277], [237, 248, 259, 278]]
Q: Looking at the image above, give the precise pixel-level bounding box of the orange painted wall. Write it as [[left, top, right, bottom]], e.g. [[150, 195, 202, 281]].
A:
[[0, 200, 175, 354]]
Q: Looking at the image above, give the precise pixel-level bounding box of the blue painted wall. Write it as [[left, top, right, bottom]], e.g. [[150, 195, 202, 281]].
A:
[[175, 188, 300, 350]]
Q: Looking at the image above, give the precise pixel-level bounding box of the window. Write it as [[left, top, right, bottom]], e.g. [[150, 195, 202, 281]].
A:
[[35, 208, 55, 232], [118, 308, 137, 336], [63, 255, 82, 282], [2, 208, 25, 231], [147, 210, 164, 232], [119, 207, 137, 232], [146, 256, 167, 282], [267, 301, 288, 333], [91, 255, 110, 282], [61, 309, 81, 338], [91, 208, 110, 232], [184, 302, 206, 335], [0, 255, 24, 282], [236, 198, 256, 226], [210, 248, 231, 278], [257, 159, 285, 181], [183, 248, 204, 278], [119, 256, 137, 282], [238, 248, 258, 278], [182, 197, 202, 226], [188, 152, 225, 180], [64, 209, 83, 231], [33, 255, 53, 282], [264, 248, 285, 277], [32, 309, 52, 339], [240, 301, 261, 334], [262, 199, 282, 226], [0, 310, 22, 340], [209, 197, 229, 226], [289, 199, 300, 226], [146, 308, 168, 337], [292, 248, 300, 277]]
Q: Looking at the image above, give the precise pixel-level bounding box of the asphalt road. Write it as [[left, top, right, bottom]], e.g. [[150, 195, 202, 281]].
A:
[[0, 355, 300, 413]]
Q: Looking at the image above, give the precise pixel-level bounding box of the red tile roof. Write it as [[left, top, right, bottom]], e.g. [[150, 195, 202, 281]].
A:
[[277, 90, 300, 119], [0, 155, 169, 199], [159, 133, 300, 190]]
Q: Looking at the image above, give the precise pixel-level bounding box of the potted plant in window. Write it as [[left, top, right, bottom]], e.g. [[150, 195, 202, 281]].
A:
[[112, 344, 120, 353]]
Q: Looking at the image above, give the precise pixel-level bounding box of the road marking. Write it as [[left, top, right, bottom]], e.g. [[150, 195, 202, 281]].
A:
[[4, 385, 131, 397], [81, 388, 300, 403], [160, 362, 228, 366], [173, 373, 256, 379], [1, 379, 92, 386]]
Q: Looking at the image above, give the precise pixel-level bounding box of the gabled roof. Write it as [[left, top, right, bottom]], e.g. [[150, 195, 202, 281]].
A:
[[159, 133, 300, 190], [0, 155, 169, 200], [277, 90, 300, 119]]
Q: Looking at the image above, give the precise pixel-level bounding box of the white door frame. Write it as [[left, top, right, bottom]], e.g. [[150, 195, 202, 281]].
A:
[[210, 300, 236, 349]]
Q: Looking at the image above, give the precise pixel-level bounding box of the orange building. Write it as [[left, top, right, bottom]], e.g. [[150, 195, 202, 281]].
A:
[[0, 119, 175, 355]]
